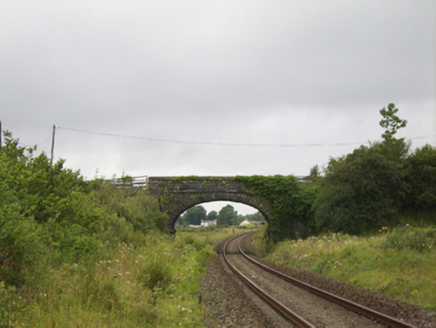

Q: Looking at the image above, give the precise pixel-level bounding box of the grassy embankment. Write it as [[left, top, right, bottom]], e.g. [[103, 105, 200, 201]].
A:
[[1, 192, 251, 327], [0, 131, 224, 327], [254, 215, 436, 311], [1, 224, 219, 327]]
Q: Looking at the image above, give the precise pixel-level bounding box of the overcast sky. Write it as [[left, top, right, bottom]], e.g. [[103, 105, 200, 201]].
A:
[[1, 1, 435, 214]]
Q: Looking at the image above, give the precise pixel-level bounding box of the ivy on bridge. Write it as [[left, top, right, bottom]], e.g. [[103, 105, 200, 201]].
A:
[[147, 175, 315, 241]]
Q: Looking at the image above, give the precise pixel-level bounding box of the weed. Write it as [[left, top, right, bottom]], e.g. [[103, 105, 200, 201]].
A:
[[138, 255, 173, 292]]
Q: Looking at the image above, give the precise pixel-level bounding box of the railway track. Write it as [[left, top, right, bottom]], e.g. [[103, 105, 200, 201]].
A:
[[223, 233, 416, 328]]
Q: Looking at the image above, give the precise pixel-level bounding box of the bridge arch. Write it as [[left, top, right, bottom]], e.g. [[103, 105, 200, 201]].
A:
[[147, 177, 273, 234], [172, 193, 270, 226]]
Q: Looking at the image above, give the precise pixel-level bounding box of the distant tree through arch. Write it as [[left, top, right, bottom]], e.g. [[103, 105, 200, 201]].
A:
[[147, 176, 273, 234]]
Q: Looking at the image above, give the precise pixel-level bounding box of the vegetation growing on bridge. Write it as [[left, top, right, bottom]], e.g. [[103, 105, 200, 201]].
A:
[[235, 175, 316, 241]]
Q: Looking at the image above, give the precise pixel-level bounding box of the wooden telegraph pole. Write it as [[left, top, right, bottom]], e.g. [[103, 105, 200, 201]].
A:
[[50, 125, 56, 165]]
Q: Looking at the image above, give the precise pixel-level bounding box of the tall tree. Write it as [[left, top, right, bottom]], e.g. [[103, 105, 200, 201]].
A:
[[309, 165, 320, 180], [217, 205, 238, 226], [248, 211, 265, 222], [379, 103, 409, 160], [206, 210, 218, 221], [379, 103, 407, 142], [180, 205, 206, 226], [313, 104, 409, 234]]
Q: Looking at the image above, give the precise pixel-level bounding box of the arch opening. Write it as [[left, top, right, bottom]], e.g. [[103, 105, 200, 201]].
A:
[[146, 176, 274, 236], [175, 201, 267, 228], [169, 194, 271, 231]]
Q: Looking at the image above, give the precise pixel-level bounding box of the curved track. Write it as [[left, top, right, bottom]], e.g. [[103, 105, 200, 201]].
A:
[[223, 233, 416, 328]]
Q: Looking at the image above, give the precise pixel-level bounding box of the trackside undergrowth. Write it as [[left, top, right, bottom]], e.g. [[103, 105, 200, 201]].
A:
[[0, 232, 216, 327], [262, 222, 436, 311], [0, 132, 216, 327]]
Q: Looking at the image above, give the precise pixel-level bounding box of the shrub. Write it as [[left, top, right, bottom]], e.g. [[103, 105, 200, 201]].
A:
[[0, 131, 210, 327], [0, 215, 43, 286], [195, 244, 217, 267], [117, 193, 168, 234], [0, 132, 169, 289], [313, 143, 407, 235], [138, 254, 173, 291], [404, 144, 436, 210], [383, 226, 435, 252], [251, 223, 272, 257]]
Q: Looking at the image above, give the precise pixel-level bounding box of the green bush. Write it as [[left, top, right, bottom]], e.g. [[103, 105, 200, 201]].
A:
[[0, 215, 43, 286], [251, 223, 272, 257], [310, 106, 436, 236], [138, 254, 173, 291], [313, 142, 407, 235], [0, 172, 44, 286], [0, 132, 169, 289], [404, 144, 436, 209], [195, 244, 217, 267], [383, 226, 435, 252], [117, 194, 168, 234], [0, 131, 212, 326]]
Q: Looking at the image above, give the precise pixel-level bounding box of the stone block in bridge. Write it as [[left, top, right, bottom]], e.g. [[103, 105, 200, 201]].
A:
[[147, 176, 272, 234]]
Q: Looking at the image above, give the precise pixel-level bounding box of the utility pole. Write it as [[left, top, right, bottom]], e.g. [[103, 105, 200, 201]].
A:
[[50, 125, 56, 165], [0, 121, 2, 149]]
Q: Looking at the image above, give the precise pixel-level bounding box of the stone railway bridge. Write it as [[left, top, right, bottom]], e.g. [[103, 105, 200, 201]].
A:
[[147, 176, 273, 234]]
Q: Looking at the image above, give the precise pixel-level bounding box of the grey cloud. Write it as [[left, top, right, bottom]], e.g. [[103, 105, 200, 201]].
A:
[[0, 0, 434, 182]]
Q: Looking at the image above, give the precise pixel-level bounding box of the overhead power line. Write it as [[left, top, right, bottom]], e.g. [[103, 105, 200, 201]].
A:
[[56, 126, 436, 148]]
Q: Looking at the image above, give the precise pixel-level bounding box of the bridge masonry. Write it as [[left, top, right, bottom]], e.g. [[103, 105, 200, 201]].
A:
[[147, 176, 273, 234]]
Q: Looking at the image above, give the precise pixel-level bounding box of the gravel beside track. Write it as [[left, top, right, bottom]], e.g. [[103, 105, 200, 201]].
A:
[[201, 234, 436, 327]]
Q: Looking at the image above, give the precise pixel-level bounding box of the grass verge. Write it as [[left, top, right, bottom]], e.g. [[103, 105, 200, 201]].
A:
[[264, 223, 436, 311], [0, 232, 216, 327]]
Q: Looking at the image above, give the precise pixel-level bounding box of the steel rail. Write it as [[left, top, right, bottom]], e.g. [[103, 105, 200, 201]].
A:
[[223, 234, 315, 328], [238, 233, 416, 328]]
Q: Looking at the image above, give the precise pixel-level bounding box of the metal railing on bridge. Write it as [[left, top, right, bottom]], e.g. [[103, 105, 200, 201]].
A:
[[108, 175, 310, 190], [109, 175, 148, 190], [295, 176, 311, 183]]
